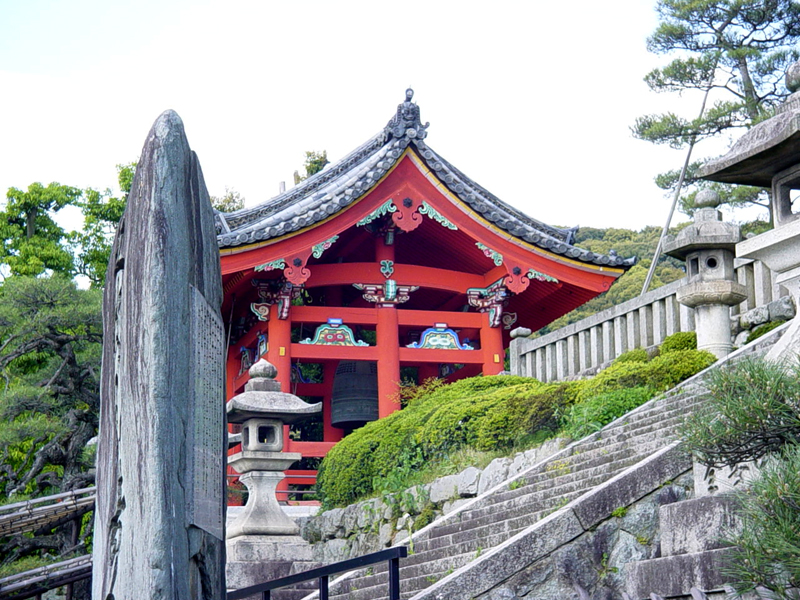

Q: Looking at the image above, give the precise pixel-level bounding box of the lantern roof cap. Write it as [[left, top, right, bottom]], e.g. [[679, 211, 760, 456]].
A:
[[226, 359, 321, 424]]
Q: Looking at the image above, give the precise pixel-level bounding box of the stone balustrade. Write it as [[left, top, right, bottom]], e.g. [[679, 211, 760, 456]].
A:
[[510, 257, 788, 382]]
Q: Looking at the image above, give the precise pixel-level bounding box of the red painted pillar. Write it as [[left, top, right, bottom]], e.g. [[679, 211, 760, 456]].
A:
[[267, 303, 292, 392], [322, 361, 343, 442], [481, 313, 504, 375], [375, 234, 400, 417], [377, 306, 401, 417]]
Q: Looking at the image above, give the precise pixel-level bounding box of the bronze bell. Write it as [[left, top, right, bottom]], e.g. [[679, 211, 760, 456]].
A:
[[331, 361, 379, 428]]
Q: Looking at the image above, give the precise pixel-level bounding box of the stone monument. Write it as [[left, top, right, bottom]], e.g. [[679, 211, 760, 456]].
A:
[[699, 60, 800, 361], [93, 111, 226, 600], [663, 189, 746, 358]]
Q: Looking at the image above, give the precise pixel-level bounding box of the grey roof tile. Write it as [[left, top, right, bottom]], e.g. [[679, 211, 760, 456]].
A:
[[216, 92, 636, 270]]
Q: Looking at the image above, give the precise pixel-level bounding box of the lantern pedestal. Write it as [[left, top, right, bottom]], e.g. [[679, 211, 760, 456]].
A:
[[228, 454, 302, 538]]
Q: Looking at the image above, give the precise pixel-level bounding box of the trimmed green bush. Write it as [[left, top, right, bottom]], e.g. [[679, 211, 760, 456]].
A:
[[660, 331, 697, 353], [507, 380, 584, 433], [745, 319, 787, 344], [578, 348, 714, 401], [317, 376, 537, 507], [644, 349, 716, 389], [561, 386, 655, 439], [612, 348, 649, 364]]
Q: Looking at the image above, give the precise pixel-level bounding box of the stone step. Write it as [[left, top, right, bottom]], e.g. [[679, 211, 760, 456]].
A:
[[452, 456, 643, 528], [328, 554, 475, 600]]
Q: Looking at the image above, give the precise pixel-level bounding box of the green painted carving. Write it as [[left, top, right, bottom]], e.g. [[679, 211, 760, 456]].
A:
[[380, 260, 394, 278], [419, 201, 457, 230], [527, 269, 559, 283], [299, 318, 369, 346], [407, 324, 474, 350], [476, 243, 503, 267], [254, 259, 286, 272], [357, 199, 397, 226], [312, 235, 339, 259]]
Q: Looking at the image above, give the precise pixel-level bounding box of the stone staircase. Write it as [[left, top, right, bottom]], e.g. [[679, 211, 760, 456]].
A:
[[299, 383, 702, 600], [291, 329, 784, 600]]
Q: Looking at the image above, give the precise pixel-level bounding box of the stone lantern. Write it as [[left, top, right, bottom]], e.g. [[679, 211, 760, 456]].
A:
[[226, 359, 321, 539], [663, 189, 747, 358], [699, 60, 800, 361]]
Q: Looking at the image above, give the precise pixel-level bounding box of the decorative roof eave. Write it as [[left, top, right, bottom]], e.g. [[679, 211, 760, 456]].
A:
[[698, 103, 800, 187], [216, 90, 636, 273]]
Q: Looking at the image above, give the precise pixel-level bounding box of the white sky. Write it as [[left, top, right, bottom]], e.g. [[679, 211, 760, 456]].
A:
[[0, 0, 758, 233]]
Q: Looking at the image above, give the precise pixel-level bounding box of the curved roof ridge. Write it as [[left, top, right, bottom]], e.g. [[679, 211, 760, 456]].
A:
[[215, 91, 636, 270]]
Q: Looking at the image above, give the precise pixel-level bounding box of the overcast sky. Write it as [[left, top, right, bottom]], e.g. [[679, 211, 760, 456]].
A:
[[0, 0, 753, 233]]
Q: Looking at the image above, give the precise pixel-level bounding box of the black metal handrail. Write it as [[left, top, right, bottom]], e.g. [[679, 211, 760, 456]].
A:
[[226, 546, 408, 600]]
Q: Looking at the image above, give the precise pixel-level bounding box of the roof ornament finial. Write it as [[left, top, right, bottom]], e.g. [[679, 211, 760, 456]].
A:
[[385, 88, 429, 141]]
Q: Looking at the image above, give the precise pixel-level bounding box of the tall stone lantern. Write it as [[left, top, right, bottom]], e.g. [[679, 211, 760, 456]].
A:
[[226, 359, 321, 539], [663, 189, 747, 358], [699, 60, 800, 361]]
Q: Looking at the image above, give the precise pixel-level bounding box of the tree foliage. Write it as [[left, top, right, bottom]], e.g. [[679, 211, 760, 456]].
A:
[[539, 225, 686, 334], [681, 358, 800, 596], [0, 183, 82, 278], [69, 162, 135, 286], [633, 0, 800, 220], [0, 276, 102, 567], [210, 186, 245, 213], [1, 163, 134, 286], [293, 150, 330, 185]]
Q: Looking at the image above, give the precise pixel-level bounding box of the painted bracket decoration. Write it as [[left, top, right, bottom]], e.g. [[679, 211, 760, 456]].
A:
[[357, 199, 396, 227], [300, 318, 369, 346], [419, 201, 458, 230], [407, 323, 474, 350], [253, 252, 313, 286], [527, 269, 558, 283], [502, 312, 518, 330], [392, 196, 423, 232], [467, 278, 509, 328], [311, 235, 339, 259], [284, 251, 312, 285], [254, 259, 286, 272], [353, 280, 418, 308], [380, 260, 394, 279], [250, 279, 302, 321], [476, 243, 503, 267]]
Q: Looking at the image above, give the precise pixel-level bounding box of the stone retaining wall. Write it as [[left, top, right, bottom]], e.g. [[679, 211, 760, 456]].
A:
[[298, 438, 568, 562]]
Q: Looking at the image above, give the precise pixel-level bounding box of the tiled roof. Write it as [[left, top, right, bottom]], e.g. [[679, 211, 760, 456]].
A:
[[216, 91, 636, 269]]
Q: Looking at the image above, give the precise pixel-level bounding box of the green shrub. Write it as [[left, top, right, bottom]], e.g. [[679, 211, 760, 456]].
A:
[[660, 331, 697, 353], [317, 375, 535, 507], [561, 386, 655, 439], [745, 319, 787, 344], [613, 348, 649, 364], [644, 349, 716, 390], [508, 380, 584, 433], [579, 349, 714, 401]]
